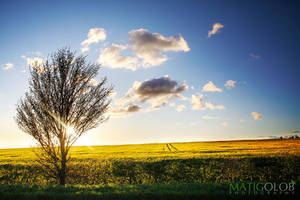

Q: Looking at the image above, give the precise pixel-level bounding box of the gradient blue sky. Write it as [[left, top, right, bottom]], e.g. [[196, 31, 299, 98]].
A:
[[1, 0, 299, 148]]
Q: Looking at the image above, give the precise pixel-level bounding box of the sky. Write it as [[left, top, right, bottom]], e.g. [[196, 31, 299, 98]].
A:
[[0, 0, 300, 148]]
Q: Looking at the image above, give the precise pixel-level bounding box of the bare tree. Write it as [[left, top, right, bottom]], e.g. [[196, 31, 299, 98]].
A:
[[15, 48, 112, 185]]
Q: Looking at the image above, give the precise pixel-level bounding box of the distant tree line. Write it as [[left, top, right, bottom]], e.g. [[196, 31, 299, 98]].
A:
[[279, 135, 300, 140]]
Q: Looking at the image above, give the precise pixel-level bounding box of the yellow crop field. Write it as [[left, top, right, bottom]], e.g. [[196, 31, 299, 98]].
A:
[[1, 139, 299, 165]]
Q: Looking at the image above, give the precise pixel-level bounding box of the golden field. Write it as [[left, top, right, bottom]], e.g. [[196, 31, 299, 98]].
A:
[[1, 139, 299, 165]]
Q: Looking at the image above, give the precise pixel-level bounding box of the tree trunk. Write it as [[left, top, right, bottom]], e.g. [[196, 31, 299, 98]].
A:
[[59, 162, 66, 185], [59, 150, 67, 185], [59, 130, 67, 185]]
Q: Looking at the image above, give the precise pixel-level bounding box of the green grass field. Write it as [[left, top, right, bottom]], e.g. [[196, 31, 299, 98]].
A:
[[0, 139, 299, 199]]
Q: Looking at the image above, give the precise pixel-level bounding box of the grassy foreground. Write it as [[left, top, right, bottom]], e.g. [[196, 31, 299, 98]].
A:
[[0, 183, 227, 200], [0, 183, 299, 200]]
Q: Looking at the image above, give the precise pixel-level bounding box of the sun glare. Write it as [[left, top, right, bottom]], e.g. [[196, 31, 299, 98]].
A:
[[66, 126, 75, 136], [66, 126, 93, 148]]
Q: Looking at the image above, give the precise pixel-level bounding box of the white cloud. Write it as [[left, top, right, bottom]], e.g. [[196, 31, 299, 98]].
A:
[[202, 81, 223, 92], [191, 94, 225, 110], [225, 80, 236, 89], [145, 103, 165, 112], [81, 28, 106, 52], [205, 102, 225, 110], [191, 94, 206, 110], [208, 23, 224, 38], [251, 112, 262, 120], [202, 115, 220, 120], [221, 122, 228, 127], [129, 28, 190, 67], [176, 104, 186, 112], [98, 44, 139, 70], [2, 63, 13, 71], [98, 29, 190, 70]]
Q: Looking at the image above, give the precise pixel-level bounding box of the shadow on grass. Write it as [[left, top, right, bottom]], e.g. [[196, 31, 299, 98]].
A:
[[0, 183, 299, 200]]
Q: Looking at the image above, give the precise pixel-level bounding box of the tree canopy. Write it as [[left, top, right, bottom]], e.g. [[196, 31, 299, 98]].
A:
[[15, 48, 112, 184]]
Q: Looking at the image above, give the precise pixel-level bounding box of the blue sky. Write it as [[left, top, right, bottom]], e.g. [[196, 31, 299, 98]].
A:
[[0, 0, 299, 148]]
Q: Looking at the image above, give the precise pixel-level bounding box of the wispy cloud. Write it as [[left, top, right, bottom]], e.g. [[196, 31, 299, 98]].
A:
[[249, 53, 261, 60], [202, 81, 223, 92], [202, 115, 220, 120], [208, 23, 224, 38], [81, 28, 106, 52], [191, 94, 225, 110], [98, 28, 190, 70], [205, 102, 226, 110], [110, 103, 142, 117], [225, 80, 236, 89], [251, 112, 262, 120], [2, 63, 13, 71]]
